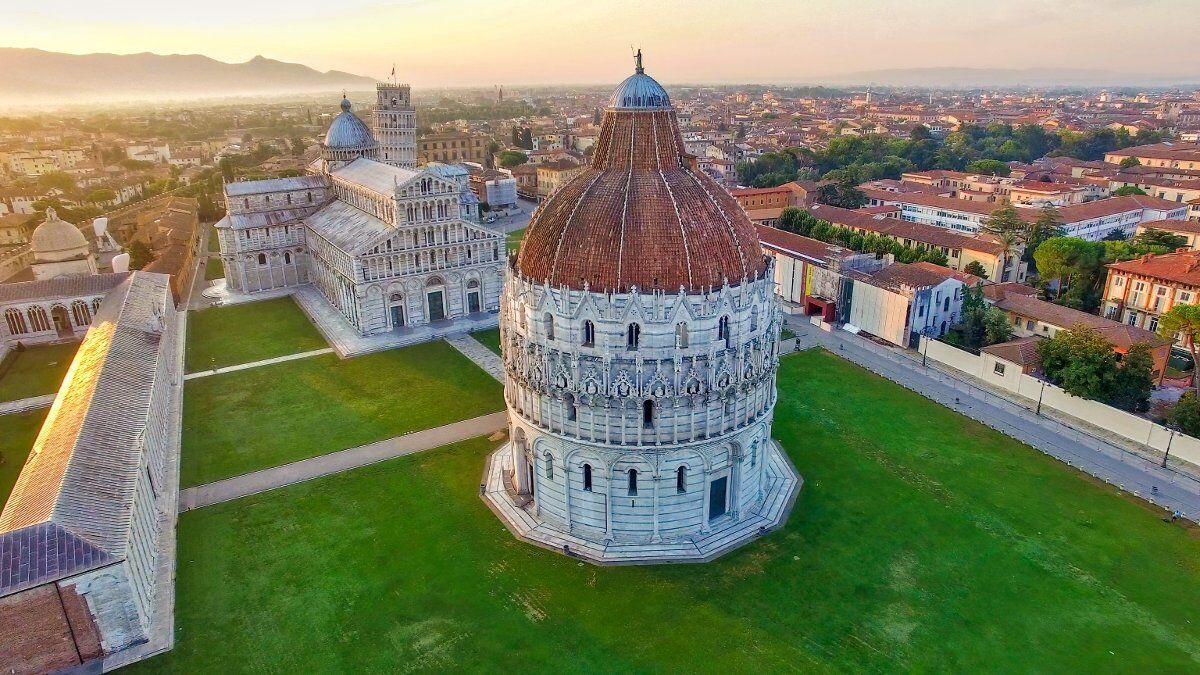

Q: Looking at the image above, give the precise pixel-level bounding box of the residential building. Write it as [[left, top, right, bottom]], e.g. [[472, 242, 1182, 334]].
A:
[[126, 143, 171, 163], [1103, 249, 1200, 333], [1104, 142, 1200, 170], [535, 159, 584, 199], [729, 183, 808, 225], [417, 131, 491, 164], [1134, 219, 1200, 250], [986, 281, 1171, 382], [846, 262, 969, 347]]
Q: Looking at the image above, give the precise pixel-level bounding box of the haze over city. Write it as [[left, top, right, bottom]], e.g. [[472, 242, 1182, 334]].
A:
[[6, 0, 1200, 86]]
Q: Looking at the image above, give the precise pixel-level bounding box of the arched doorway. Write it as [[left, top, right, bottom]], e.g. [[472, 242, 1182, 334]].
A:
[[50, 305, 72, 338], [466, 278, 481, 314], [425, 277, 446, 322], [388, 292, 406, 330]]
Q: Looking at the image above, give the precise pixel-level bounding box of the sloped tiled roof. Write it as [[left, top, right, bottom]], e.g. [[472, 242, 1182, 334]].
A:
[[0, 272, 173, 597], [0, 272, 129, 305], [1106, 250, 1200, 286], [981, 336, 1043, 369]]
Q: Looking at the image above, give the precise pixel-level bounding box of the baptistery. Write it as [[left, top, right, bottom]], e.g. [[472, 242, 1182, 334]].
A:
[[481, 53, 800, 564]]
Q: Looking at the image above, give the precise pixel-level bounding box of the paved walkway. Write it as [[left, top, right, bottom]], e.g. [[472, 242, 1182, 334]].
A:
[[179, 411, 507, 511], [183, 347, 334, 380], [788, 318, 1200, 521], [446, 333, 504, 382], [0, 393, 56, 415]]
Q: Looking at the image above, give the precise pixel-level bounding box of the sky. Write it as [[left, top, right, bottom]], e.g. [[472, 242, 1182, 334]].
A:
[[4, 0, 1198, 86]]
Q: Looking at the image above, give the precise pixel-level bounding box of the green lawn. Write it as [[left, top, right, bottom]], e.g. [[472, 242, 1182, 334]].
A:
[[0, 410, 48, 509], [207, 224, 220, 253], [180, 340, 504, 487], [140, 349, 1200, 671], [470, 328, 501, 355], [184, 297, 327, 373], [0, 342, 79, 403], [506, 226, 526, 253], [203, 256, 223, 281]]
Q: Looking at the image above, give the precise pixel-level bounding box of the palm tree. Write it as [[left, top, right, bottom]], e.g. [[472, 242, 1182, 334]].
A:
[[981, 205, 1027, 282]]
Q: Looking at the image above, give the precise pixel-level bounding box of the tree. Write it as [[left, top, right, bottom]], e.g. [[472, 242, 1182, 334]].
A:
[[813, 180, 866, 209], [1023, 206, 1064, 266], [953, 285, 1014, 351], [127, 240, 154, 270], [1159, 304, 1200, 392], [1033, 237, 1102, 299], [1169, 391, 1200, 437], [37, 171, 76, 194], [981, 205, 1026, 281], [963, 260, 989, 279], [1119, 156, 1142, 169], [497, 150, 528, 168], [85, 188, 117, 204], [1134, 228, 1188, 251], [909, 124, 932, 141], [1108, 343, 1155, 413], [1037, 326, 1118, 401], [965, 159, 1011, 176], [1113, 185, 1147, 196]]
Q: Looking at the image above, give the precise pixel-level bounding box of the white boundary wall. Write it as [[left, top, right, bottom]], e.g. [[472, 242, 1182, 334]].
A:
[[919, 336, 1200, 467]]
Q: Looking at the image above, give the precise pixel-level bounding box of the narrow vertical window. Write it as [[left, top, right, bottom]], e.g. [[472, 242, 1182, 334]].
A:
[[628, 469, 638, 496], [582, 320, 595, 346], [583, 463, 593, 491], [719, 315, 731, 348], [676, 322, 688, 348], [626, 323, 640, 350], [544, 313, 555, 340], [642, 399, 654, 428], [544, 452, 554, 480], [676, 466, 687, 493]]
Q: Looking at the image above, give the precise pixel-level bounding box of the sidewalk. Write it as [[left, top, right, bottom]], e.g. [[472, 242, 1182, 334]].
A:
[[0, 393, 55, 415], [446, 333, 504, 383], [788, 319, 1200, 521], [179, 411, 507, 511], [183, 347, 334, 380]]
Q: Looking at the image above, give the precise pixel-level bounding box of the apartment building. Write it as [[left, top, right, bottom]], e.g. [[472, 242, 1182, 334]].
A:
[[1103, 249, 1200, 333]]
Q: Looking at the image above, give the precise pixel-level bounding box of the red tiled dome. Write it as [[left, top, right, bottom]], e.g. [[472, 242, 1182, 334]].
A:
[[515, 69, 765, 293]]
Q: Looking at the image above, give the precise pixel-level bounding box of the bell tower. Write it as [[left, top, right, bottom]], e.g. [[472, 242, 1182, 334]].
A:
[[375, 71, 416, 169]]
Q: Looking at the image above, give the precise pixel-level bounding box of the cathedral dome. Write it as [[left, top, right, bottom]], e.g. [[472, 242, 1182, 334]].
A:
[[323, 96, 378, 150], [515, 54, 765, 293], [31, 208, 88, 261]]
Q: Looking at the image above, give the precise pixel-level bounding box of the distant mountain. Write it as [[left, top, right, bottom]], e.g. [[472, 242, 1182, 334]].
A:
[[0, 49, 376, 105], [813, 67, 1200, 89]]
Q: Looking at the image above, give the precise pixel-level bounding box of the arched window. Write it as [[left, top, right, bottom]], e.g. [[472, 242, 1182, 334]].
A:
[[307, 192, 313, 203], [676, 466, 687, 493], [565, 393, 576, 421], [71, 300, 91, 327], [286, 193, 292, 205], [5, 308, 27, 335], [543, 313, 555, 340], [582, 320, 595, 346], [750, 306, 759, 331], [642, 399, 654, 428], [284, 251, 291, 264], [676, 322, 688, 348], [243, 198, 249, 209], [583, 463, 593, 491], [265, 195, 270, 204], [544, 452, 554, 480], [628, 469, 638, 496], [257, 253, 267, 265], [718, 315, 731, 348], [750, 441, 758, 467], [28, 306, 50, 332], [626, 323, 640, 350]]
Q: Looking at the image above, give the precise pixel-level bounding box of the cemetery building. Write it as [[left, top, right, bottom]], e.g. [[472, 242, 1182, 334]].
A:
[[216, 94, 505, 336], [0, 272, 182, 673], [482, 53, 800, 564]]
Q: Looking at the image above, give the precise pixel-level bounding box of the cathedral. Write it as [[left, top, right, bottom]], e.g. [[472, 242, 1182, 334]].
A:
[[483, 54, 800, 564], [216, 82, 504, 336]]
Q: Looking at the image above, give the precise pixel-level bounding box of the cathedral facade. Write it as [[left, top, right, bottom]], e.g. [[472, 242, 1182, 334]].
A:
[[217, 92, 504, 336], [483, 55, 800, 564]]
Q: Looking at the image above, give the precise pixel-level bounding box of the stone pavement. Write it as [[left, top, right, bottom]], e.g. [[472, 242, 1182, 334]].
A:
[[292, 284, 500, 358], [179, 411, 507, 511], [446, 333, 504, 382], [0, 393, 56, 415], [183, 347, 334, 380], [787, 318, 1200, 521]]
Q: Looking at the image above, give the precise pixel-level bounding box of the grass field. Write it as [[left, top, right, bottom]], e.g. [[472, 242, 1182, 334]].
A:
[[0, 409, 48, 509], [470, 328, 501, 355], [506, 227, 526, 253], [207, 224, 220, 253], [180, 340, 504, 487], [0, 342, 79, 403], [203, 257, 223, 281], [141, 349, 1200, 671], [184, 297, 327, 373]]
